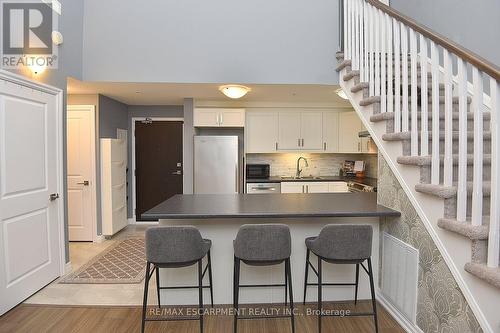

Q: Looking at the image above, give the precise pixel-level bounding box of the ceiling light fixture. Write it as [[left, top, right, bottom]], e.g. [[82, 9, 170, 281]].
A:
[[219, 85, 251, 99], [335, 88, 348, 100]]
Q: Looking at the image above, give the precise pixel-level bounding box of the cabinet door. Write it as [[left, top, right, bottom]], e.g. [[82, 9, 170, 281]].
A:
[[322, 112, 339, 152], [301, 112, 323, 150], [305, 182, 329, 193], [338, 111, 362, 153], [329, 182, 349, 193], [220, 109, 245, 127], [194, 108, 219, 127], [281, 182, 305, 193], [278, 112, 301, 150], [246, 112, 279, 153]]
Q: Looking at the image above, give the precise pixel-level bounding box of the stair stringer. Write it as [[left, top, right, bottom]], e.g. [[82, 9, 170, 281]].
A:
[[339, 68, 498, 333]]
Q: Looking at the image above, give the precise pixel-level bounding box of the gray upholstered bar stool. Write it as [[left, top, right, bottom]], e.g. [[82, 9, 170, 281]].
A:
[[141, 226, 214, 333], [303, 224, 377, 333], [233, 224, 295, 333]]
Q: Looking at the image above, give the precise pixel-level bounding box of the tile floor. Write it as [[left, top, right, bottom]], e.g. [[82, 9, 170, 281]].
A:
[[25, 224, 156, 306]]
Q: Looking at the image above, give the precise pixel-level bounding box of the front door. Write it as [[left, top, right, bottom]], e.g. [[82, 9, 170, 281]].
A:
[[0, 75, 62, 315], [135, 121, 183, 220], [67, 106, 96, 241]]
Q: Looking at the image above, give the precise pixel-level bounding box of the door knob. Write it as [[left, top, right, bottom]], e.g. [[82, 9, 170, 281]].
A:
[[171, 170, 182, 175], [49, 193, 59, 201], [77, 180, 90, 186]]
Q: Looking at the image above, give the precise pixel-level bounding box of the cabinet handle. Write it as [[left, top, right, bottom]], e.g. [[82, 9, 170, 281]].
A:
[[323, 142, 327, 151], [358, 142, 361, 152], [275, 142, 278, 150], [301, 138, 304, 147], [220, 113, 224, 126], [302, 185, 305, 193], [306, 185, 309, 193], [367, 141, 369, 151], [298, 139, 301, 147]]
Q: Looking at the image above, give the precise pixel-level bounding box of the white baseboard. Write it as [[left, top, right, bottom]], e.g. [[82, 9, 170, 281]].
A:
[[64, 261, 73, 275], [377, 290, 423, 333]]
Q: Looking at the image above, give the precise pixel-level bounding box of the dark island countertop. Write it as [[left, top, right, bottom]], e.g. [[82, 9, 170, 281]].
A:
[[246, 176, 378, 188], [143, 193, 400, 220]]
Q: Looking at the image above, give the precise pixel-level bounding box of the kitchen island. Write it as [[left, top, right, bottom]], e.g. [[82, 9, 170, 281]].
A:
[[143, 193, 399, 306]]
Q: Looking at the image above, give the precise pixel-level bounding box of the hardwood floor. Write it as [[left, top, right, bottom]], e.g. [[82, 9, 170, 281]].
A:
[[0, 301, 404, 333]]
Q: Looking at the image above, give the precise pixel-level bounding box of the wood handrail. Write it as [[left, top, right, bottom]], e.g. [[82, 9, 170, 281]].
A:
[[365, 0, 500, 80]]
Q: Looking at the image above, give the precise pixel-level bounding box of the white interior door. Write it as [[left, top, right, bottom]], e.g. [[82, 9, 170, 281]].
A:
[[0, 75, 62, 315], [67, 106, 96, 241]]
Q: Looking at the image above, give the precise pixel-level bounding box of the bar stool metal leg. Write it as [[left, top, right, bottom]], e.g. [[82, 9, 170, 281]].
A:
[[303, 249, 310, 305], [155, 267, 161, 308], [317, 257, 322, 333], [198, 259, 204, 333], [354, 263, 360, 306], [141, 262, 151, 333], [233, 257, 240, 333], [207, 250, 214, 307], [284, 262, 288, 306], [367, 258, 379, 333], [286, 258, 295, 333]]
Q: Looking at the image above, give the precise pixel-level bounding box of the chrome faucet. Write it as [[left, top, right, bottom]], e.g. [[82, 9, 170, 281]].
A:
[[296, 156, 309, 178]]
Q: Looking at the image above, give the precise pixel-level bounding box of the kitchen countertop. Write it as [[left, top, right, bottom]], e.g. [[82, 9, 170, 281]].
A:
[[143, 193, 399, 220], [246, 176, 378, 188]]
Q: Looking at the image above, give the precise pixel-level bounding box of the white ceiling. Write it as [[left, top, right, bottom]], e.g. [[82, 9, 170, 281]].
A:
[[67, 78, 351, 107]]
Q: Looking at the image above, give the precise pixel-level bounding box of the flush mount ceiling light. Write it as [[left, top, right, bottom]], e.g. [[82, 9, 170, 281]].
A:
[[335, 88, 348, 100], [219, 85, 251, 99]]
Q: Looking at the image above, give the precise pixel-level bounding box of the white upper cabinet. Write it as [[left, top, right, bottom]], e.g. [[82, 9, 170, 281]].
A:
[[278, 111, 323, 151], [278, 112, 302, 150], [194, 108, 245, 127], [301, 111, 323, 150], [245, 111, 279, 153], [338, 111, 363, 153], [322, 112, 339, 152]]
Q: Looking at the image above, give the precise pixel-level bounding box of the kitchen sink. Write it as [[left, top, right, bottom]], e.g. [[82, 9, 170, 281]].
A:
[[280, 176, 323, 180]]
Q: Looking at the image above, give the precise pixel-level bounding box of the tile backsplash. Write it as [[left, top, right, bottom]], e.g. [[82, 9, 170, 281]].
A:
[[246, 153, 378, 178]]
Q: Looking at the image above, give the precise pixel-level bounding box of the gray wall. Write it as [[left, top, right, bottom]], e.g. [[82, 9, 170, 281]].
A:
[[5, 0, 85, 262], [99, 95, 128, 138], [390, 0, 500, 66], [127, 105, 183, 217], [81, 0, 340, 84]]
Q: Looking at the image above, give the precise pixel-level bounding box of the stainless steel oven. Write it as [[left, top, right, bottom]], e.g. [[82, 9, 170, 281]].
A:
[[347, 181, 375, 193]]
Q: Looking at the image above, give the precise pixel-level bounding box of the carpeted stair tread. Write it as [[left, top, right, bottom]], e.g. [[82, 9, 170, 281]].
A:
[[343, 70, 360, 81], [382, 130, 491, 142], [397, 154, 492, 166], [464, 263, 500, 289], [336, 60, 352, 72], [415, 181, 491, 199], [437, 218, 490, 240]]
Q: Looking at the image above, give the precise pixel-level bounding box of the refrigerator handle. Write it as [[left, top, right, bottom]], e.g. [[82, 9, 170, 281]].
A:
[[235, 164, 239, 193]]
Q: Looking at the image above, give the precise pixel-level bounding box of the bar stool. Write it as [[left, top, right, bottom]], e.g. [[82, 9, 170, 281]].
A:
[[141, 226, 214, 333], [233, 224, 295, 333], [303, 224, 377, 333]]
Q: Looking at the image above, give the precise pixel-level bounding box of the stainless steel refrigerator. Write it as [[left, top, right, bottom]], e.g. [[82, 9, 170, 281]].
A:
[[194, 136, 239, 194]]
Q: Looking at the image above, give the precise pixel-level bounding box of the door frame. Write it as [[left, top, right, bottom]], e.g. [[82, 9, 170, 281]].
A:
[[66, 105, 98, 242], [131, 117, 184, 221], [0, 69, 65, 275]]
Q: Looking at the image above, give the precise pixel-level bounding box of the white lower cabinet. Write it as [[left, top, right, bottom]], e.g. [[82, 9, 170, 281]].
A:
[[329, 182, 349, 193], [281, 181, 348, 193]]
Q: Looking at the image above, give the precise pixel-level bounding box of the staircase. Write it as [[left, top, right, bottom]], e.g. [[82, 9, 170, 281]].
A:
[[337, 0, 500, 331]]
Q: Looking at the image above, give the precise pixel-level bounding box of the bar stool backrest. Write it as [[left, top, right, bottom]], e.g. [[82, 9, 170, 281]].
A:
[[311, 224, 372, 261], [145, 226, 205, 264], [234, 224, 291, 262]]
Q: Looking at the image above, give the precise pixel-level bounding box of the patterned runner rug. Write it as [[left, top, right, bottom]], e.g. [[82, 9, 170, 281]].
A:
[[60, 238, 146, 284]]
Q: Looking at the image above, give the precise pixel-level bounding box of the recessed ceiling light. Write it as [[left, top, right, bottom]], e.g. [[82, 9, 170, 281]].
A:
[[335, 88, 348, 100], [219, 85, 251, 99]]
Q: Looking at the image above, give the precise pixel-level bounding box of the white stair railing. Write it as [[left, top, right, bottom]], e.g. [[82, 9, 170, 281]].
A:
[[343, 0, 500, 268]]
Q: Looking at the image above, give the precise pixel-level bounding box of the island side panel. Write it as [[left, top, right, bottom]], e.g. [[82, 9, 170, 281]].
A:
[[157, 217, 380, 306]]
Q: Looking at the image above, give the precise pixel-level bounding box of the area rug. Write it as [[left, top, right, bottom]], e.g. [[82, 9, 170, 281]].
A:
[[60, 238, 146, 284]]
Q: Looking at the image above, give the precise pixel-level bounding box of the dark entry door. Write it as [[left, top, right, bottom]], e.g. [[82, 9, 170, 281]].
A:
[[135, 120, 183, 221]]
